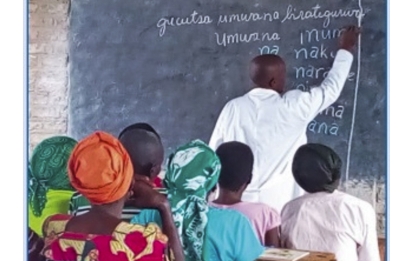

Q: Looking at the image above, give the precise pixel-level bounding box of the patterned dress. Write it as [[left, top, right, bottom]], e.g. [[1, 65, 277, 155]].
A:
[[41, 214, 172, 261]]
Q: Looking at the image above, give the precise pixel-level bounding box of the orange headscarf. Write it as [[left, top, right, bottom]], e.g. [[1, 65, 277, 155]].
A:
[[68, 131, 134, 204]]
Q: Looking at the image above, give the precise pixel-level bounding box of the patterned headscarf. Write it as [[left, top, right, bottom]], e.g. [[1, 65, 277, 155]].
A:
[[29, 136, 77, 217], [292, 143, 342, 193], [164, 139, 221, 261], [68, 131, 134, 204]]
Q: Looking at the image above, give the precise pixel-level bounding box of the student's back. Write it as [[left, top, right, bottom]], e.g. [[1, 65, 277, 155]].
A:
[[132, 207, 265, 261], [281, 191, 379, 261], [211, 141, 281, 247], [280, 143, 380, 261], [131, 140, 264, 261]]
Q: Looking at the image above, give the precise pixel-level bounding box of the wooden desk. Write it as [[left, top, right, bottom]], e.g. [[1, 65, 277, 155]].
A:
[[256, 250, 336, 261]]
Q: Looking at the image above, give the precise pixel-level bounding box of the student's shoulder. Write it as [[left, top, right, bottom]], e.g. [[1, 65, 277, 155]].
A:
[[208, 206, 251, 224], [131, 208, 160, 221], [240, 201, 279, 215], [281, 193, 319, 217], [136, 208, 159, 217], [247, 201, 277, 210], [339, 191, 375, 214]]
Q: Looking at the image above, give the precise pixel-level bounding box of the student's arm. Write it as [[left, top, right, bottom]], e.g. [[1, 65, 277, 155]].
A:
[[287, 26, 359, 121], [131, 180, 185, 261], [234, 215, 266, 261], [357, 205, 381, 261], [261, 205, 281, 247], [264, 226, 281, 248]]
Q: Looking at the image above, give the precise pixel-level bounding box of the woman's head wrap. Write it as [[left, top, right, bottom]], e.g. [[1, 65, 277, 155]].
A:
[[29, 136, 77, 216], [292, 143, 342, 193], [164, 139, 221, 261], [68, 131, 134, 204]]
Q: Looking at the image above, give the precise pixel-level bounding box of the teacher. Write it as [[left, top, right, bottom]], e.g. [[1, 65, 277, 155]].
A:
[[209, 25, 360, 212]]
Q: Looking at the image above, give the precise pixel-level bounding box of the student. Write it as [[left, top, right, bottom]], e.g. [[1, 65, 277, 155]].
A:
[[210, 141, 281, 247], [118, 122, 164, 186], [208, 26, 360, 212], [69, 123, 165, 220], [131, 140, 265, 261], [28, 136, 78, 236], [280, 143, 380, 261], [119, 122, 165, 189], [41, 131, 184, 261]]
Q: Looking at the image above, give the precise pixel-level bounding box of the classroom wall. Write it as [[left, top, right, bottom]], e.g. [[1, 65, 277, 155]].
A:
[[29, 0, 70, 152], [28, 0, 386, 237]]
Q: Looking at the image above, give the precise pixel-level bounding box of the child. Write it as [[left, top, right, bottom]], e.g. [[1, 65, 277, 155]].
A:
[[210, 141, 281, 247]]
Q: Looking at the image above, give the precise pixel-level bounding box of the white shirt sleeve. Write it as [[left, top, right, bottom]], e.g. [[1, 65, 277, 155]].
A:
[[284, 49, 354, 122], [209, 102, 234, 150], [357, 204, 381, 261]]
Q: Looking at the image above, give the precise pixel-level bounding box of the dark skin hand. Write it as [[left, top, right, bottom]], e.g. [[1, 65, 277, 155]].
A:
[[339, 25, 361, 52], [131, 180, 185, 261], [264, 227, 281, 248]]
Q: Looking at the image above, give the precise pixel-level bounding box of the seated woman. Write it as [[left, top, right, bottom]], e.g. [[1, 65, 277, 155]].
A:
[[69, 123, 166, 221], [280, 143, 380, 261], [131, 139, 265, 261], [28, 136, 78, 236], [210, 141, 281, 247], [40, 131, 184, 261]]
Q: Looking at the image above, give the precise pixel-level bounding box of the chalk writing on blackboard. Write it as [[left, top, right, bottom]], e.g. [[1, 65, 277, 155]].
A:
[[308, 121, 339, 135], [281, 5, 365, 27], [215, 32, 280, 47], [259, 45, 280, 55]]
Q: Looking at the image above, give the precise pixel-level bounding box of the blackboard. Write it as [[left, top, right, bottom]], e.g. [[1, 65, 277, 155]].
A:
[[68, 0, 387, 183]]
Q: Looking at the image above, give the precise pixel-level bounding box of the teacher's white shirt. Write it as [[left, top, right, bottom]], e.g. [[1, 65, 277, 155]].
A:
[[209, 49, 353, 212]]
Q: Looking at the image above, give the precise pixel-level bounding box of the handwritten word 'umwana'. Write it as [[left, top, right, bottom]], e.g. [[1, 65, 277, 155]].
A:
[[217, 12, 279, 25], [281, 4, 365, 28], [157, 11, 212, 37], [308, 120, 339, 135], [300, 28, 343, 45], [215, 32, 280, 47]]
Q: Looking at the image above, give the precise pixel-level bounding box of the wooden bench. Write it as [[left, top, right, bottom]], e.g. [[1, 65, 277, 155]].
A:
[[256, 250, 336, 261]]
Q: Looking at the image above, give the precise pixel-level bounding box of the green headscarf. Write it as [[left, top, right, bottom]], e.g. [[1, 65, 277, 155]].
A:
[[164, 139, 221, 261], [28, 136, 77, 217]]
